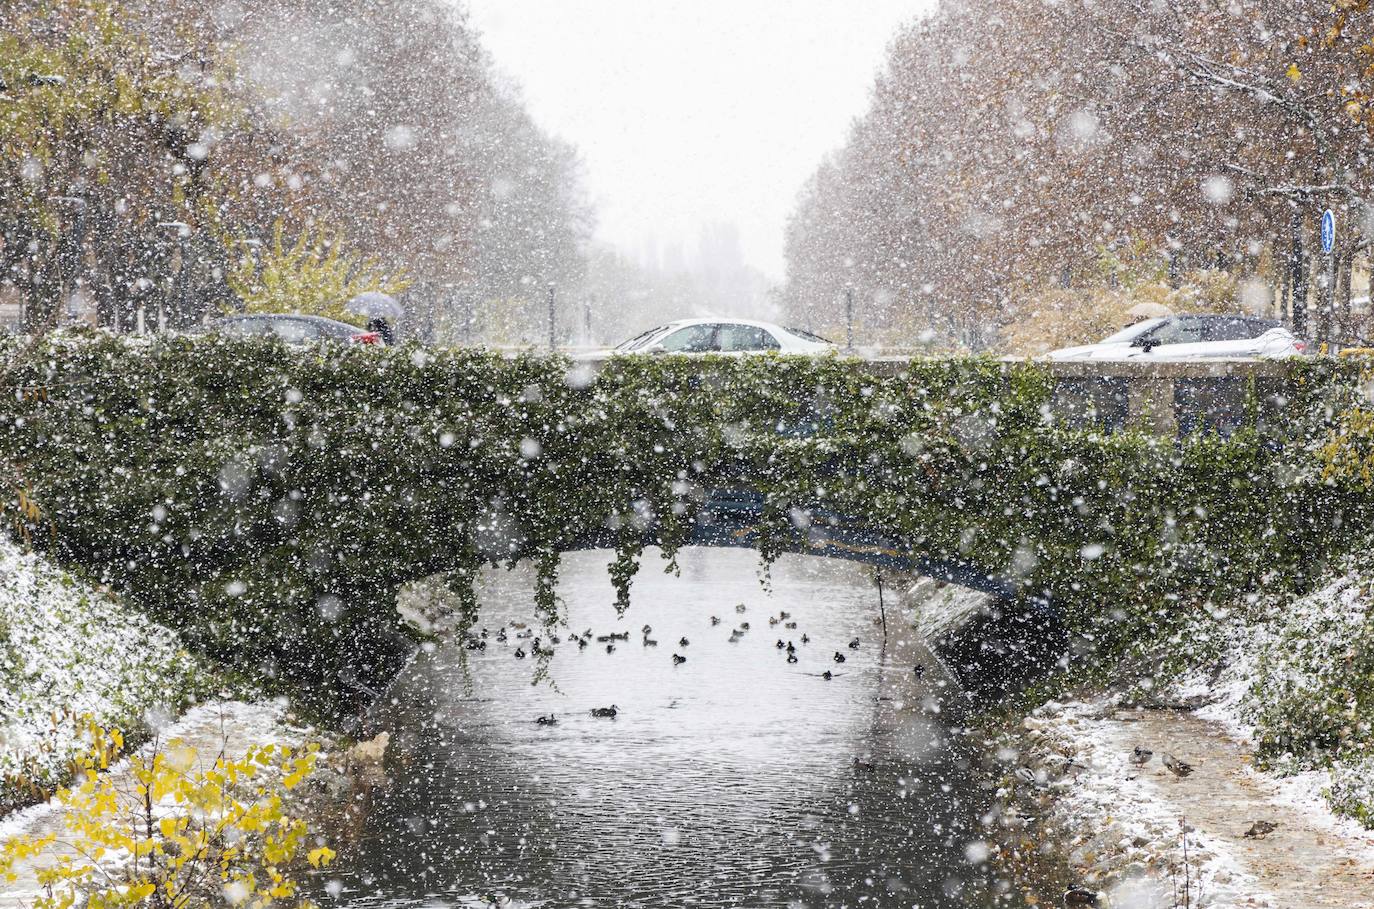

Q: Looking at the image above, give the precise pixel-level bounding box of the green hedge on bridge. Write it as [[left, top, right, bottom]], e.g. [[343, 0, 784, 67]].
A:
[[0, 333, 1366, 715]]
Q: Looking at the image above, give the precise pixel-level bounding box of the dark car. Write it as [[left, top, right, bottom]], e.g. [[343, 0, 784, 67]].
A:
[[206, 314, 381, 346]]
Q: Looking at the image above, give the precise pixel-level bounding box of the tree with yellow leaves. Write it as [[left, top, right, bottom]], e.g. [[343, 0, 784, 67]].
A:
[[225, 221, 410, 327]]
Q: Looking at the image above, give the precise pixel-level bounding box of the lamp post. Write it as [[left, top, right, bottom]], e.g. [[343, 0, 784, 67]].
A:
[[547, 282, 556, 352], [845, 285, 855, 353]]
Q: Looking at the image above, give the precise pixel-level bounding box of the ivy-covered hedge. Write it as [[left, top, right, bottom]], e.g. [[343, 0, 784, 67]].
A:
[[0, 332, 1366, 716]]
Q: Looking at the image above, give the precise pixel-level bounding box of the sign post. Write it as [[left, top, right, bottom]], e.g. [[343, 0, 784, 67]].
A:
[[1320, 209, 1336, 344]]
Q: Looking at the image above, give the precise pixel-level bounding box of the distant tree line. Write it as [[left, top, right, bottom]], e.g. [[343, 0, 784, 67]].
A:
[[783, 0, 1374, 350], [0, 0, 590, 339]]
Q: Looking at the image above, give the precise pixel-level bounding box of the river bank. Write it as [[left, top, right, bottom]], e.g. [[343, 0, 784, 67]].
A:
[[0, 537, 209, 813], [900, 551, 1374, 908]]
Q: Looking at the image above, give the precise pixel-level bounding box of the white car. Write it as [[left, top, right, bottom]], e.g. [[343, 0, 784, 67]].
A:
[[611, 319, 836, 356], [1048, 315, 1308, 361]]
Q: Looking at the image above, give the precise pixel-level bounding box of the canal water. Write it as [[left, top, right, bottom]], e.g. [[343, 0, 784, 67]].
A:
[[317, 547, 1030, 908]]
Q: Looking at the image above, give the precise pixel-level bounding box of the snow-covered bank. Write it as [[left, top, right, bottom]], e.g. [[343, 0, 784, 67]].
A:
[[975, 552, 1374, 908], [0, 537, 209, 812]]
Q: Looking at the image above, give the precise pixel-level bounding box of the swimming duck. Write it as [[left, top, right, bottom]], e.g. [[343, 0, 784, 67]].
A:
[[801, 634, 810, 644], [710, 616, 721, 626], [822, 670, 833, 681], [577, 637, 588, 649], [590, 705, 619, 718], [776, 640, 786, 649], [643, 638, 658, 647], [740, 622, 750, 630], [786, 642, 795, 653], [514, 647, 526, 659], [785, 621, 797, 629], [642, 624, 652, 635], [786, 653, 798, 664], [679, 637, 689, 647], [672, 653, 686, 665], [848, 638, 860, 649], [735, 603, 747, 613], [779, 611, 790, 620], [535, 714, 557, 726], [605, 643, 616, 654], [833, 652, 846, 663], [728, 630, 743, 643], [495, 629, 508, 643]]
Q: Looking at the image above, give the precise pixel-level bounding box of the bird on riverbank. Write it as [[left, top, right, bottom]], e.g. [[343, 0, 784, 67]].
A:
[[672, 653, 686, 665], [833, 651, 846, 663], [1161, 753, 1193, 778], [1243, 820, 1278, 838], [535, 714, 557, 726], [1129, 746, 1153, 767], [591, 705, 618, 718], [1063, 886, 1098, 906]]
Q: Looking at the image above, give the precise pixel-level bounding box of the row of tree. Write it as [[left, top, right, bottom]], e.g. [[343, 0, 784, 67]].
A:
[[0, 0, 590, 340], [783, 0, 1374, 350]]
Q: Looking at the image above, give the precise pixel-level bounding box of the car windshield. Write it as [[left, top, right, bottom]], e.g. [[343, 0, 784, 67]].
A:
[[1098, 318, 1166, 344], [783, 326, 833, 344], [615, 326, 671, 352]]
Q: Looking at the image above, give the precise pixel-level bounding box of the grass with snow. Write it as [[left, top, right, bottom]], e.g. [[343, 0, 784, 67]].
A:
[[0, 536, 210, 813]]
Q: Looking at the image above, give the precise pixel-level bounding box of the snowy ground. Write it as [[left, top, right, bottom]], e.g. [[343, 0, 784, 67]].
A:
[[0, 536, 208, 811], [978, 556, 1374, 908]]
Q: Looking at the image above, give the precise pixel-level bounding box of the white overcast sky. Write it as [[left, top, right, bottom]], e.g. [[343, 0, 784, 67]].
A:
[[463, 0, 932, 281]]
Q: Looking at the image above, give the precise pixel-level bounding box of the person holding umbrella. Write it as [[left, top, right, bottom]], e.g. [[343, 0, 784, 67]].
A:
[[347, 291, 404, 345]]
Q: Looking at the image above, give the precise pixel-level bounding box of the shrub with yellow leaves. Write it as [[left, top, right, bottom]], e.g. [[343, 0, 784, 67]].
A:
[[1321, 353, 1374, 490], [0, 723, 333, 908]]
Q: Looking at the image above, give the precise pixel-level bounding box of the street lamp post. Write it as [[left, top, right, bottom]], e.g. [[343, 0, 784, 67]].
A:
[[845, 286, 855, 353], [547, 282, 556, 352]]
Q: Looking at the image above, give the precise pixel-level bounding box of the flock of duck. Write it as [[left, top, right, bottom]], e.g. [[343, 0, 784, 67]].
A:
[[458, 601, 899, 726]]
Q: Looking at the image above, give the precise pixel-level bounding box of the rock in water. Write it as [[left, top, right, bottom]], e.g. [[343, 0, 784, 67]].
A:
[[1063, 886, 1098, 906], [1243, 820, 1278, 838]]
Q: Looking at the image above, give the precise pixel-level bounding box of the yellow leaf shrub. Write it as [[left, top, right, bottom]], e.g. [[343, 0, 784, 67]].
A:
[[0, 724, 329, 908]]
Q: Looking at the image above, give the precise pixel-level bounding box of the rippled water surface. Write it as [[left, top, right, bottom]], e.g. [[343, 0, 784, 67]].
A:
[[319, 548, 1026, 908]]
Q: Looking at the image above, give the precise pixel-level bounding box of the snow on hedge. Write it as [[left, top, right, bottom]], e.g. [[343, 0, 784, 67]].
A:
[[0, 536, 207, 809], [1174, 552, 1374, 829]]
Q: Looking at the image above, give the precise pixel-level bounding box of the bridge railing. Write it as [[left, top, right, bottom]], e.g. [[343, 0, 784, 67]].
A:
[[581, 354, 1296, 438]]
